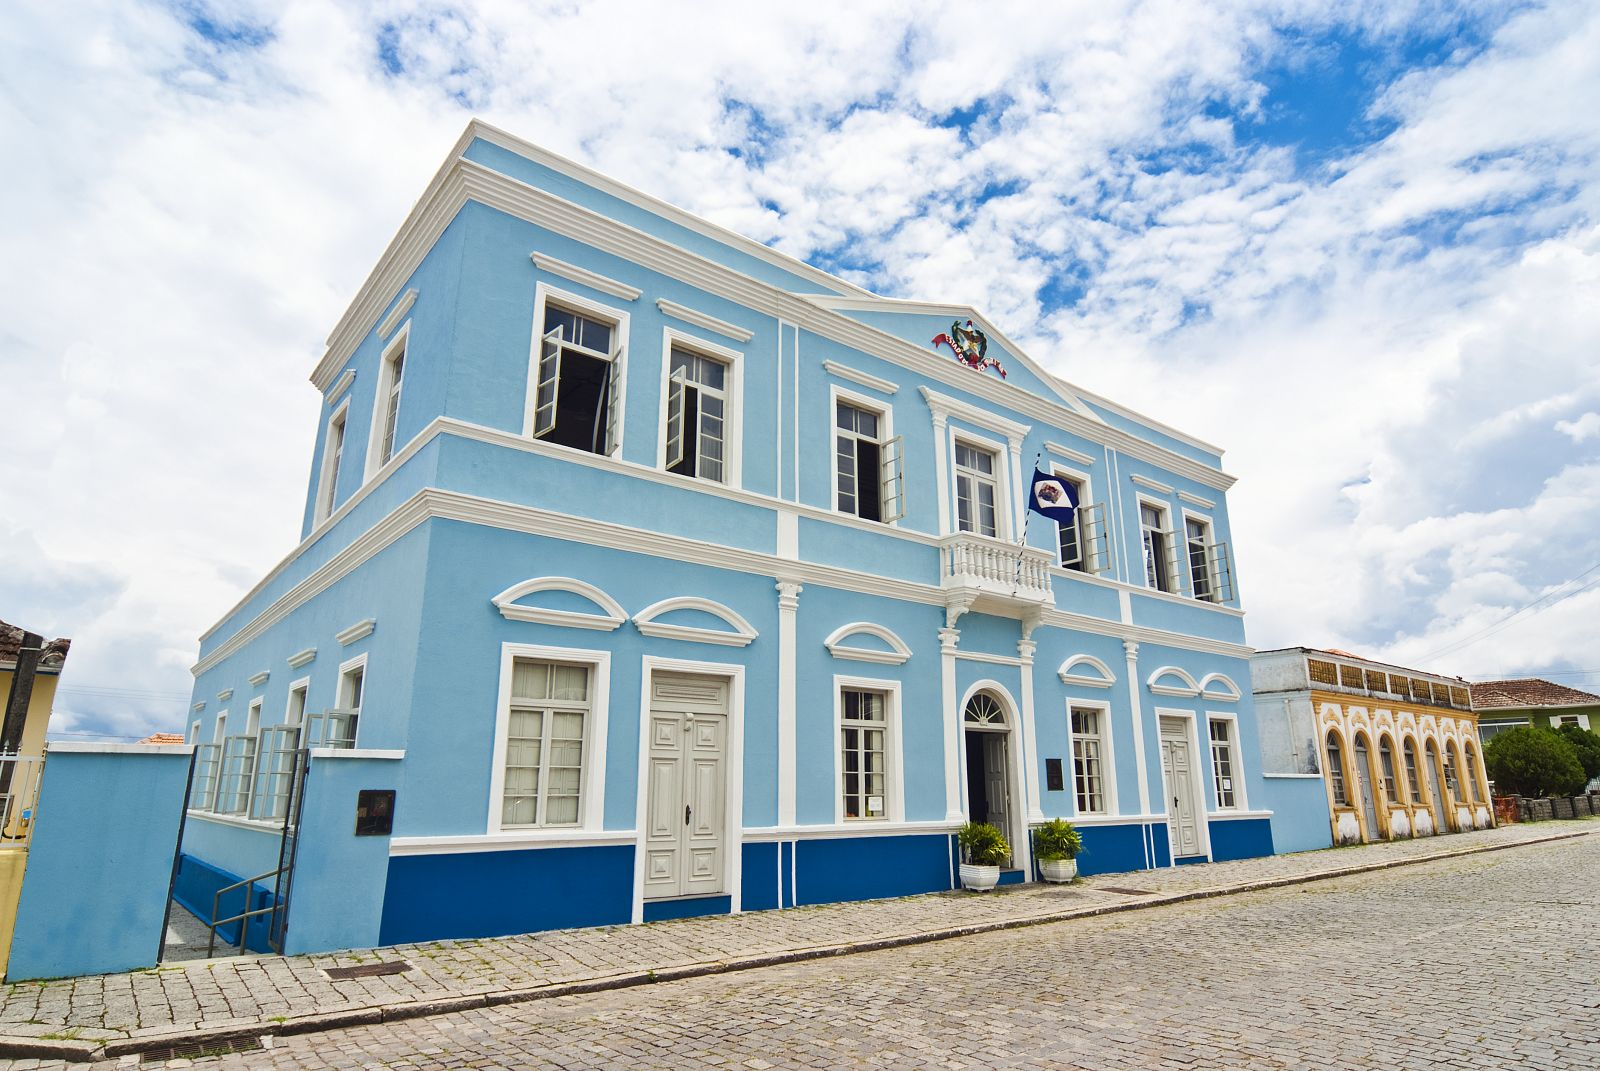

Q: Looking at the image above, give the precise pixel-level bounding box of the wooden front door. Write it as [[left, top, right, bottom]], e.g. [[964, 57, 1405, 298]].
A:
[[643, 674, 729, 900], [1160, 718, 1202, 858]]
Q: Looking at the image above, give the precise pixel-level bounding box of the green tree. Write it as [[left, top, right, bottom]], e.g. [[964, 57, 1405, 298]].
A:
[[1484, 726, 1587, 798], [1555, 723, 1600, 782]]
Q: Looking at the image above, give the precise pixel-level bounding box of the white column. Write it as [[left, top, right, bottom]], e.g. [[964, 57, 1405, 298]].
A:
[[1018, 637, 1044, 823], [1124, 639, 1151, 815], [940, 625, 964, 821], [776, 581, 802, 828], [932, 414, 951, 535]]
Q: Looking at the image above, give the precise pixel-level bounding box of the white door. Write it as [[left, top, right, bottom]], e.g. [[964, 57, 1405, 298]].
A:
[[1160, 719, 1202, 858], [643, 674, 728, 900]]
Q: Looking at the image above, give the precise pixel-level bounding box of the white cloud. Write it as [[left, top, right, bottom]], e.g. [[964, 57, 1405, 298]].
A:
[[3, 0, 1598, 738]]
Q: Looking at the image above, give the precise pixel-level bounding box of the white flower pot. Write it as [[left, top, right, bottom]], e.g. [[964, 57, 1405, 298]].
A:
[[959, 862, 1000, 892], [1039, 858, 1077, 883]]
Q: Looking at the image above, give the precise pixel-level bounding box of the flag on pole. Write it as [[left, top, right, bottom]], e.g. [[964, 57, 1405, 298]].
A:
[[1027, 467, 1078, 524]]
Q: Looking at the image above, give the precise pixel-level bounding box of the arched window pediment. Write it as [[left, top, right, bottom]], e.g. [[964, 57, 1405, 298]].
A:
[[1147, 666, 1201, 698], [1199, 673, 1241, 701], [1058, 654, 1115, 688], [491, 576, 627, 632], [824, 622, 912, 665], [633, 596, 758, 648]]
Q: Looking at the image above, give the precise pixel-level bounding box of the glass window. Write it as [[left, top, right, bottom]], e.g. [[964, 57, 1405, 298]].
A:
[[532, 303, 623, 456], [840, 689, 888, 820], [1326, 734, 1349, 806], [1403, 740, 1422, 801], [836, 402, 884, 522], [321, 409, 346, 520], [665, 347, 730, 483], [1055, 475, 1088, 571], [1070, 707, 1106, 815], [1379, 740, 1398, 804], [502, 659, 591, 827], [378, 340, 405, 467], [1210, 718, 1238, 809], [1185, 517, 1213, 601], [1141, 503, 1175, 593], [954, 442, 999, 538]]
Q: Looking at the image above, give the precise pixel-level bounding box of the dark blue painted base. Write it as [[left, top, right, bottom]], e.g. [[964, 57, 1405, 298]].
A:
[[1175, 854, 1207, 866], [379, 844, 633, 945], [997, 868, 1025, 886], [171, 854, 277, 954], [791, 834, 952, 906], [1076, 822, 1163, 876], [1208, 817, 1274, 862], [642, 895, 731, 922]]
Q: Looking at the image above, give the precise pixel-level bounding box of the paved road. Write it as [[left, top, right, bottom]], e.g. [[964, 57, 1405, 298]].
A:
[[68, 835, 1600, 1069]]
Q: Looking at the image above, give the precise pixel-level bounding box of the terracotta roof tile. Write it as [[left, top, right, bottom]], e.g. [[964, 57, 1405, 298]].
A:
[[0, 619, 71, 671], [137, 733, 188, 746], [1469, 678, 1600, 710]]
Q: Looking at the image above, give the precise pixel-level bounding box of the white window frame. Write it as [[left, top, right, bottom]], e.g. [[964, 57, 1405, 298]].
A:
[[524, 282, 631, 455], [656, 326, 743, 488], [310, 652, 366, 750], [952, 430, 1009, 541], [488, 642, 611, 834], [189, 719, 202, 744], [365, 321, 410, 480], [828, 384, 902, 526], [1181, 509, 1216, 602], [213, 710, 228, 743], [285, 677, 310, 727], [315, 399, 350, 525], [1066, 700, 1116, 817], [1206, 712, 1246, 811], [1137, 494, 1180, 595], [832, 675, 904, 824], [245, 698, 262, 741], [1051, 462, 1114, 575]]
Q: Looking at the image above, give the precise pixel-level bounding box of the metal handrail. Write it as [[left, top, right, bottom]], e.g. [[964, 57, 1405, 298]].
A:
[[206, 865, 286, 957]]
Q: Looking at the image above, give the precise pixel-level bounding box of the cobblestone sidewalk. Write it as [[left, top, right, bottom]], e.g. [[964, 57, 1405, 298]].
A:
[[1, 818, 1592, 1063]]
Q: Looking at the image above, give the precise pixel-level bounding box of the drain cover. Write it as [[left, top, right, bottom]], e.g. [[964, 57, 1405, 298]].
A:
[[1098, 886, 1157, 896], [323, 959, 412, 980], [140, 1036, 262, 1063]]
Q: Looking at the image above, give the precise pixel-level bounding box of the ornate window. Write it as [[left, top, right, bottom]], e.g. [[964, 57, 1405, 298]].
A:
[[1326, 733, 1349, 806], [954, 442, 1000, 538], [964, 692, 1006, 726], [1403, 739, 1422, 802], [1379, 739, 1399, 804]]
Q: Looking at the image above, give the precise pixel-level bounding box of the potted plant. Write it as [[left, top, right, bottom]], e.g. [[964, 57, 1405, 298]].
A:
[[956, 821, 1009, 892], [1032, 818, 1083, 883]]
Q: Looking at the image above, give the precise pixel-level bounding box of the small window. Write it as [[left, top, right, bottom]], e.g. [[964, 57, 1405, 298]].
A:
[[1069, 707, 1107, 815], [377, 337, 406, 468], [665, 346, 730, 483], [835, 402, 903, 522], [840, 689, 889, 820], [1326, 734, 1349, 806], [532, 303, 624, 456], [954, 442, 1000, 538], [502, 659, 590, 827], [318, 406, 347, 522], [1210, 718, 1238, 809], [1140, 502, 1177, 593], [286, 683, 307, 727], [189, 719, 201, 744]]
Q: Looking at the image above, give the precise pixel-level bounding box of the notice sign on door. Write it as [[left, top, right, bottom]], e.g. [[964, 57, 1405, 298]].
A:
[[866, 796, 884, 816]]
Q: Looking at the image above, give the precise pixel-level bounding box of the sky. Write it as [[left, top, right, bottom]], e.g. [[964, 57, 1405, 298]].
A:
[[2, 0, 1597, 742]]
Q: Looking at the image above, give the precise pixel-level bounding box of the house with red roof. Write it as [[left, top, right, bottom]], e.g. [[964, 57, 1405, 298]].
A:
[[1471, 678, 1600, 742]]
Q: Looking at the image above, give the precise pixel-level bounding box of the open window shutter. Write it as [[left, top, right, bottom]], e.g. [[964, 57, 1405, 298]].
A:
[[604, 339, 625, 456], [880, 435, 905, 522], [1164, 530, 1186, 595], [192, 743, 221, 810], [664, 368, 687, 470], [1208, 541, 1236, 603], [1078, 503, 1111, 575], [533, 327, 563, 439]]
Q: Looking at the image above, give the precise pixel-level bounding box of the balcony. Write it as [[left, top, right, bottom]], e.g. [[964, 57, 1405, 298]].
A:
[[938, 533, 1055, 617]]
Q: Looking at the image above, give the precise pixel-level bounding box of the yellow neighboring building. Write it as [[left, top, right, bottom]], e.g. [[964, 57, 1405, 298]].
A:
[[0, 619, 71, 976], [1251, 647, 1492, 845]]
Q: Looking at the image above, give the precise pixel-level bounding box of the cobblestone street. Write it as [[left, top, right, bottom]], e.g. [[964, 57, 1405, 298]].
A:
[[16, 825, 1597, 1070]]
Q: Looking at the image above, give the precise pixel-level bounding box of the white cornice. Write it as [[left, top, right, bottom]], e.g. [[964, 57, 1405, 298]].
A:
[[1044, 441, 1096, 466], [378, 289, 417, 339], [655, 299, 753, 342], [247, 670, 270, 688], [920, 386, 1030, 445], [216, 688, 233, 701], [326, 369, 356, 406], [532, 252, 641, 301], [336, 619, 376, 646], [1178, 491, 1216, 509], [306, 150, 1235, 491], [821, 360, 898, 396], [1064, 378, 1227, 460], [1131, 474, 1175, 495], [287, 647, 317, 669]]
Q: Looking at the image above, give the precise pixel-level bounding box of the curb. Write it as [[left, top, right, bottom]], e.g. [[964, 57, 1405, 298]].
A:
[[8, 824, 1595, 1063]]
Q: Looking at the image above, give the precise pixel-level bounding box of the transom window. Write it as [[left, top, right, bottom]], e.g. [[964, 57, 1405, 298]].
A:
[[1069, 707, 1106, 815], [1140, 502, 1176, 593], [1209, 718, 1238, 809], [665, 347, 729, 483], [954, 442, 1000, 538], [840, 689, 888, 820], [1326, 733, 1349, 806], [964, 692, 1006, 726], [835, 401, 904, 523], [532, 302, 624, 456], [502, 659, 590, 827]]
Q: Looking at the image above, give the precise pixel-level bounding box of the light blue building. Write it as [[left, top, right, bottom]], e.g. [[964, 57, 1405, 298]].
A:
[[180, 120, 1282, 952]]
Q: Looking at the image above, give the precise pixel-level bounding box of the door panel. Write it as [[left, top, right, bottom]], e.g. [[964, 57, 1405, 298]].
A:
[[1161, 722, 1201, 857], [643, 676, 728, 901], [1354, 742, 1379, 840], [683, 715, 727, 896], [643, 714, 687, 899]]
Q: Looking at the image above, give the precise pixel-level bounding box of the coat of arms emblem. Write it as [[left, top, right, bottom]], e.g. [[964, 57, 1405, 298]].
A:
[[931, 319, 1006, 378]]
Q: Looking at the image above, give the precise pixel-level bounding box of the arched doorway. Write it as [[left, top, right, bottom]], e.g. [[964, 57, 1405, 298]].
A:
[[962, 690, 1014, 861], [1424, 740, 1448, 832], [1351, 733, 1381, 841]]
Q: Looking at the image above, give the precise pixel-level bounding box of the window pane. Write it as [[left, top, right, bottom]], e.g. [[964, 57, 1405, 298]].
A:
[[551, 666, 589, 702], [512, 661, 550, 701]]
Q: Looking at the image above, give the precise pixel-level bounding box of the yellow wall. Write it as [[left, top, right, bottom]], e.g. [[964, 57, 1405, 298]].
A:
[[0, 666, 57, 978], [0, 849, 26, 976], [0, 667, 58, 756]]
